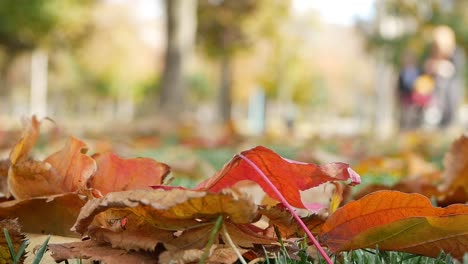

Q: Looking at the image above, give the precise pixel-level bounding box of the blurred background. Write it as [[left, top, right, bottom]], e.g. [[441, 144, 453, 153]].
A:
[[0, 0, 467, 142]]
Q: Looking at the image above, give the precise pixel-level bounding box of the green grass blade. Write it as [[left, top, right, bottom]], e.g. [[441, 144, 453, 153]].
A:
[[32, 235, 51, 264], [199, 215, 223, 264], [14, 240, 30, 263], [261, 246, 270, 264], [3, 227, 17, 262]]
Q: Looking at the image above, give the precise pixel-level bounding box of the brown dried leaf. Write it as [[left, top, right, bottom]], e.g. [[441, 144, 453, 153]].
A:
[[48, 240, 158, 264], [222, 221, 277, 248], [88, 226, 174, 252], [0, 193, 85, 237], [73, 189, 258, 234], [159, 245, 244, 264], [163, 225, 212, 250], [260, 205, 324, 238], [158, 247, 209, 264], [0, 159, 9, 197], [0, 219, 26, 263]]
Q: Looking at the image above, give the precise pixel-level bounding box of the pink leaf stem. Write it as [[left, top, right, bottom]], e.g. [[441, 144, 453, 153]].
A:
[[238, 153, 333, 264]]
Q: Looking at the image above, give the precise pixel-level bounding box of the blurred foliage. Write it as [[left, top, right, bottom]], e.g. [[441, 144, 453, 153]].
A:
[[197, 0, 257, 58], [0, 0, 93, 52], [188, 72, 214, 103], [359, 0, 468, 67]]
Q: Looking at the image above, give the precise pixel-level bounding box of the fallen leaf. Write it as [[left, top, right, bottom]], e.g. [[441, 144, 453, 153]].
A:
[[260, 205, 324, 238], [88, 226, 174, 252], [44, 136, 96, 193], [73, 189, 258, 234], [163, 225, 213, 250], [48, 240, 158, 264], [158, 245, 244, 264], [196, 146, 360, 208], [8, 159, 64, 200], [0, 219, 26, 263], [89, 152, 170, 195], [206, 245, 248, 264], [9, 116, 40, 165], [0, 159, 9, 197], [321, 191, 468, 259], [8, 136, 96, 200], [440, 135, 468, 202], [158, 246, 211, 264], [0, 193, 85, 237], [222, 221, 278, 248]]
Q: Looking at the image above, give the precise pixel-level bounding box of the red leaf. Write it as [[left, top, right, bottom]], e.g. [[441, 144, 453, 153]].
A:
[[196, 146, 360, 208], [89, 153, 170, 195]]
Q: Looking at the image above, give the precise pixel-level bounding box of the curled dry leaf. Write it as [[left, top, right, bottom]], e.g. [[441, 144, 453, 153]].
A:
[[0, 193, 85, 237], [48, 240, 158, 264], [8, 159, 64, 199], [44, 136, 97, 193], [0, 219, 26, 263], [196, 146, 360, 209], [9, 116, 40, 165], [89, 152, 170, 195], [73, 189, 258, 234], [321, 191, 468, 259], [8, 136, 97, 200]]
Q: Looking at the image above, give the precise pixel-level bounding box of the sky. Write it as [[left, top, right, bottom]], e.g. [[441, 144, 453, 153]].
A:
[[292, 0, 375, 25]]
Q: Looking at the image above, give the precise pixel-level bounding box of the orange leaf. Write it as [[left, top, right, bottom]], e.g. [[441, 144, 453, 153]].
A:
[[321, 191, 468, 259], [9, 116, 40, 165], [89, 152, 170, 195], [8, 136, 96, 200], [45, 136, 96, 193], [8, 159, 65, 200], [196, 146, 360, 208]]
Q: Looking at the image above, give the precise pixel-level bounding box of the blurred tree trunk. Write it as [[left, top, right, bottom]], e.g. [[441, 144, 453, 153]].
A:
[[373, 52, 396, 139], [219, 54, 232, 124], [30, 49, 48, 118], [159, 0, 197, 120]]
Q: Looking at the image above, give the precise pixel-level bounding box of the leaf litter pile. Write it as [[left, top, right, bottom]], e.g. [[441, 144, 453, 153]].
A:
[[0, 116, 467, 263]]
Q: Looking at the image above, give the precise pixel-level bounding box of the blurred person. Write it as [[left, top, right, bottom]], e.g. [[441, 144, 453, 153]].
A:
[[422, 25, 465, 128], [397, 51, 422, 130]]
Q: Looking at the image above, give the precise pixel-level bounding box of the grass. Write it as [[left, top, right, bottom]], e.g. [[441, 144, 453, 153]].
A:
[[3, 228, 50, 264], [269, 243, 460, 264]]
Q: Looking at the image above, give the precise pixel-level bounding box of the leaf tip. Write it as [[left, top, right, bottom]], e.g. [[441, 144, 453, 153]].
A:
[[347, 167, 361, 186]]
